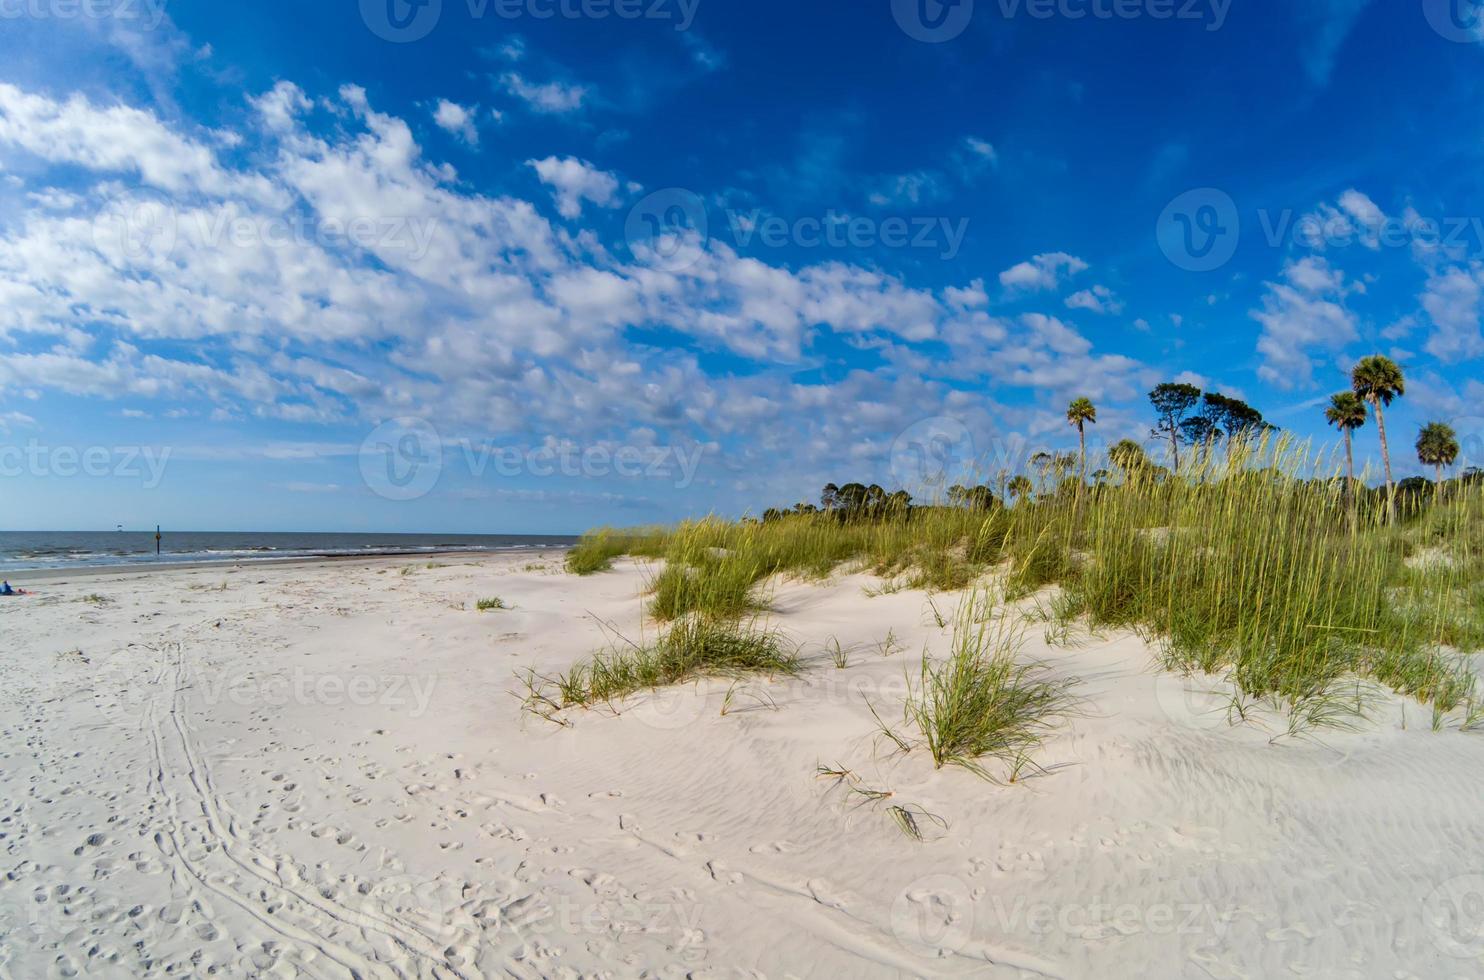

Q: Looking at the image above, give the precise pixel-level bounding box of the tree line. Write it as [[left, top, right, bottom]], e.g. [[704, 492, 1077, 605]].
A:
[[754, 354, 1470, 524]]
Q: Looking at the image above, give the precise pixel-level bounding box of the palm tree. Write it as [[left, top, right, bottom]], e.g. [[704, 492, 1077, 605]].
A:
[[1066, 397, 1097, 486], [1351, 355, 1405, 520], [1007, 475, 1033, 505], [1324, 391, 1367, 508], [1029, 451, 1052, 496], [1416, 422, 1460, 491]]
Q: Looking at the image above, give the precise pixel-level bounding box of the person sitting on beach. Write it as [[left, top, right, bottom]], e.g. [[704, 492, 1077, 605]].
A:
[[0, 581, 14, 596]]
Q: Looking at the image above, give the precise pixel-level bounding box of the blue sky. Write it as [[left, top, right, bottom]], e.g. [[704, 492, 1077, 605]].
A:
[[1, 0, 1484, 532]]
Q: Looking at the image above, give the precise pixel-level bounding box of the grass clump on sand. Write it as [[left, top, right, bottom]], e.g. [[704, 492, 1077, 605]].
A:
[[647, 525, 772, 621], [522, 615, 801, 716], [894, 589, 1074, 780], [565, 527, 668, 575], [476, 596, 508, 611], [570, 434, 1484, 732]]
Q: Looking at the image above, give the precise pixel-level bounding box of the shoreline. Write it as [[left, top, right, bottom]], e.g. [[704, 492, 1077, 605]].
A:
[[2, 545, 572, 584]]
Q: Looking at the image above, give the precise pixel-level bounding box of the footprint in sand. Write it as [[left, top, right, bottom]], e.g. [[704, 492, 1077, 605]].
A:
[[748, 840, 806, 855], [72, 832, 108, 856], [705, 861, 742, 885]]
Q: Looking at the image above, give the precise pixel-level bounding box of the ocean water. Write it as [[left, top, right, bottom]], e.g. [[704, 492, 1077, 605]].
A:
[[0, 531, 578, 573]]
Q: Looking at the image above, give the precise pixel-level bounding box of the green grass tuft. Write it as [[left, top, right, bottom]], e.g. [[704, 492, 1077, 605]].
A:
[[522, 616, 801, 715], [901, 590, 1074, 780]]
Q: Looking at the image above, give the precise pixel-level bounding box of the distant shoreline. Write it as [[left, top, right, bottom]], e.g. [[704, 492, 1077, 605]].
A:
[[5, 546, 572, 584]]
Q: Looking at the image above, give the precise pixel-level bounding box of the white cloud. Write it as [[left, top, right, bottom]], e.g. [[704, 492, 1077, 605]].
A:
[[1299, 189, 1386, 251], [999, 252, 1089, 293], [868, 171, 944, 207], [499, 73, 587, 114], [1065, 285, 1123, 315], [943, 279, 988, 309], [1420, 264, 1484, 360], [963, 137, 996, 163], [432, 100, 479, 145], [0, 81, 1193, 507], [252, 81, 311, 132], [0, 84, 281, 205], [1251, 257, 1360, 388], [527, 156, 625, 219]]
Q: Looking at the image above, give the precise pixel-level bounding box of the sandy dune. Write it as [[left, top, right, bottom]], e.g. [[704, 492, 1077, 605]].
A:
[[0, 552, 1481, 978]]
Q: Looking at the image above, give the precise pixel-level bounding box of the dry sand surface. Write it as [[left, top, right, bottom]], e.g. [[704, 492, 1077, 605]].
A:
[[1, 552, 1482, 978]]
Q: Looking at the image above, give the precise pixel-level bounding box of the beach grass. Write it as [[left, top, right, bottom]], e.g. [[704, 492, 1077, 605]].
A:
[[571, 435, 1484, 730], [898, 589, 1075, 779], [521, 615, 802, 715]]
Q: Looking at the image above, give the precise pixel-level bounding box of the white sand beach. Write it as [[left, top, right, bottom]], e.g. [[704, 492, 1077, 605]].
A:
[[1, 552, 1481, 978]]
